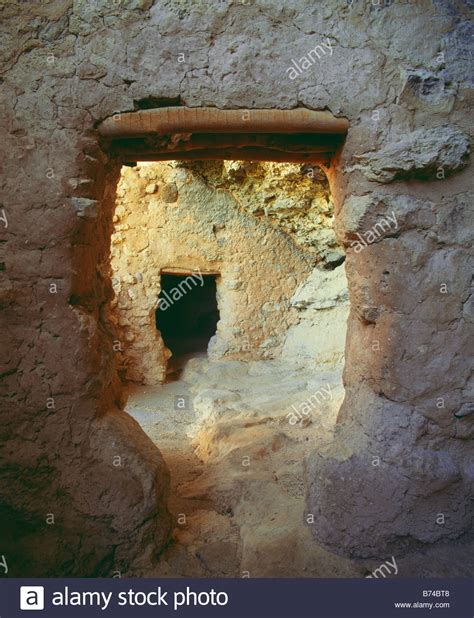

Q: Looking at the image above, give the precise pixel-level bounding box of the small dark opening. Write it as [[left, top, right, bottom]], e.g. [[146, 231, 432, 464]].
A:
[[156, 273, 219, 378]]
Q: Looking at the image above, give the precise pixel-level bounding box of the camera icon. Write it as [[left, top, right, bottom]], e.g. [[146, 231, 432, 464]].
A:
[[20, 586, 44, 610]]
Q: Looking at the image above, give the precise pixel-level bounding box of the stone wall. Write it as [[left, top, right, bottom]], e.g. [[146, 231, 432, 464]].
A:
[[109, 161, 324, 384], [282, 264, 350, 367], [1, 0, 472, 574]]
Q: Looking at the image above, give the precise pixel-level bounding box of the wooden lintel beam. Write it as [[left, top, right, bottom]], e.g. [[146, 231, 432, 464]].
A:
[[98, 107, 349, 137]]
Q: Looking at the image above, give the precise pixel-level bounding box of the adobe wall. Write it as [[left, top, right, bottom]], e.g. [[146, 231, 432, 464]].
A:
[[0, 0, 472, 574]]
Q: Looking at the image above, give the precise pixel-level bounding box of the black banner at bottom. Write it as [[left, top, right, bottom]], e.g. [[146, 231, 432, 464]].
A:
[[1, 578, 472, 618]]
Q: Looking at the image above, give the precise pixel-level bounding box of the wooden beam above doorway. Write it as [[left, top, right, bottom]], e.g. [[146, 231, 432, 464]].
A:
[[97, 107, 349, 138]]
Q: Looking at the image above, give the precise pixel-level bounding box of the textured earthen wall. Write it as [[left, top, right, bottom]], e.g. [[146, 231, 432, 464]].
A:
[[0, 0, 472, 574], [282, 263, 350, 367], [109, 161, 340, 384]]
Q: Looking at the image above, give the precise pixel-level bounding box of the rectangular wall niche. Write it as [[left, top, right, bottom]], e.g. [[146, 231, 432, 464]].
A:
[[156, 272, 220, 376], [98, 106, 348, 166]]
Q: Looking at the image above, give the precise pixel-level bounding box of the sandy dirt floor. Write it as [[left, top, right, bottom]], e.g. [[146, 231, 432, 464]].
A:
[[125, 358, 474, 578]]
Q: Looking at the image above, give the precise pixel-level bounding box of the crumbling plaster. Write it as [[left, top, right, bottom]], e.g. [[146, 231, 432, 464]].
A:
[[0, 0, 472, 574]]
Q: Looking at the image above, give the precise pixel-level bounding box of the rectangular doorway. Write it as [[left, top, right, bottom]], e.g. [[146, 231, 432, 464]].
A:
[[155, 272, 220, 378]]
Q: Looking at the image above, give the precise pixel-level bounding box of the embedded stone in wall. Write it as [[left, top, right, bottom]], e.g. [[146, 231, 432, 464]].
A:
[[397, 68, 457, 111], [161, 182, 178, 203], [334, 193, 436, 249], [356, 126, 470, 182], [71, 197, 99, 218]]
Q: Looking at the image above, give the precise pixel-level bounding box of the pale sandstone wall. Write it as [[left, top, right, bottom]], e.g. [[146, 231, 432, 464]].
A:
[[0, 0, 472, 574], [282, 264, 350, 367], [109, 162, 314, 384]]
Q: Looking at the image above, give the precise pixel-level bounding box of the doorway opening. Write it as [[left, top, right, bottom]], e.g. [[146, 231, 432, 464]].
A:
[[107, 157, 349, 577], [101, 104, 351, 575], [156, 272, 220, 379]]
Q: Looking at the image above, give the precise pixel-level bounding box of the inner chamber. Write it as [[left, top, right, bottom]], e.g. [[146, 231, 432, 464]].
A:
[[156, 273, 219, 375]]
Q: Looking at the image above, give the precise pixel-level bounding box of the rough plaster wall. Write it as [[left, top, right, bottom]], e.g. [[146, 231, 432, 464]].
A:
[[109, 162, 314, 384], [282, 264, 350, 367], [181, 160, 344, 266], [0, 0, 472, 574]]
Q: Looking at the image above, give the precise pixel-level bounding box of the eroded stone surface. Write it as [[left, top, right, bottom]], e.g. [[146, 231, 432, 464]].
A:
[[355, 126, 470, 182]]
